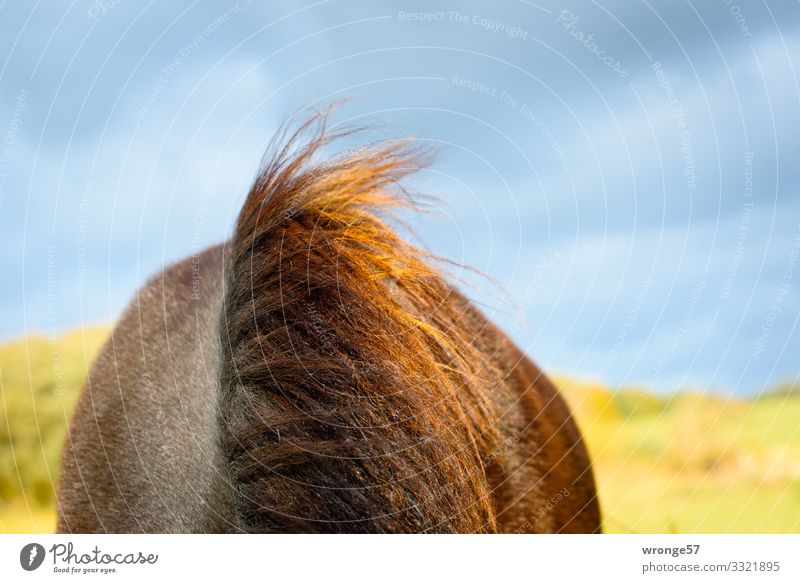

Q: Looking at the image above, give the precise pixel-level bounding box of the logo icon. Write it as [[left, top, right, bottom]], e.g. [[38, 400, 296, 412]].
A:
[[20, 543, 46, 571]]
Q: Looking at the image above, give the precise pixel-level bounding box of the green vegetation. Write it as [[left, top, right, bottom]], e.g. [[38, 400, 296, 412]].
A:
[[0, 327, 108, 533], [0, 328, 798, 533], [554, 377, 800, 533]]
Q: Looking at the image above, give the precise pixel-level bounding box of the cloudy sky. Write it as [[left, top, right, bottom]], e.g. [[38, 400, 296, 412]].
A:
[[1, 0, 798, 395]]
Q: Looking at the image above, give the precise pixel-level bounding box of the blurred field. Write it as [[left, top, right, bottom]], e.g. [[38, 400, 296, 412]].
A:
[[1, 327, 798, 533], [0, 326, 109, 533], [554, 377, 800, 533]]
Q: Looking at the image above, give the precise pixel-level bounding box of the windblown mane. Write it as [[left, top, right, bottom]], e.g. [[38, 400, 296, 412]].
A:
[[218, 112, 503, 532]]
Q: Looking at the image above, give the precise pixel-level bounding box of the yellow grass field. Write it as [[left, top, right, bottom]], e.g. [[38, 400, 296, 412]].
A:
[[1, 328, 798, 533]]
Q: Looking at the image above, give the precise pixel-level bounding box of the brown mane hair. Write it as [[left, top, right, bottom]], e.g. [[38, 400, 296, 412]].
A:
[[219, 112, 503, 532], [57, 108, 600, 534]]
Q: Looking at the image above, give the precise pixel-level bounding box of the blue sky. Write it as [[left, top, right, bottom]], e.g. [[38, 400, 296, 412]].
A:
[[0, 0, 798, 395]]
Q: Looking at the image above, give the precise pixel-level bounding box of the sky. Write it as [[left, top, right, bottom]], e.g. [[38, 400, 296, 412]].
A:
[[0, 0, 798, 395]]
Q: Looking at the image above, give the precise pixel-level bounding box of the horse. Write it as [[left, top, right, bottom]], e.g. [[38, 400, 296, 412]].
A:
[[56, 112, 601, 533]]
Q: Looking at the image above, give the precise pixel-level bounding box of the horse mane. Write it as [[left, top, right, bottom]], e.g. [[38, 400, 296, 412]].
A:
[[218, 110, 503, 532]]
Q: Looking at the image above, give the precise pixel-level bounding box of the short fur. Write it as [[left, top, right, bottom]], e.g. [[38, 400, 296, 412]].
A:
[[57, 112, 600, 533]]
